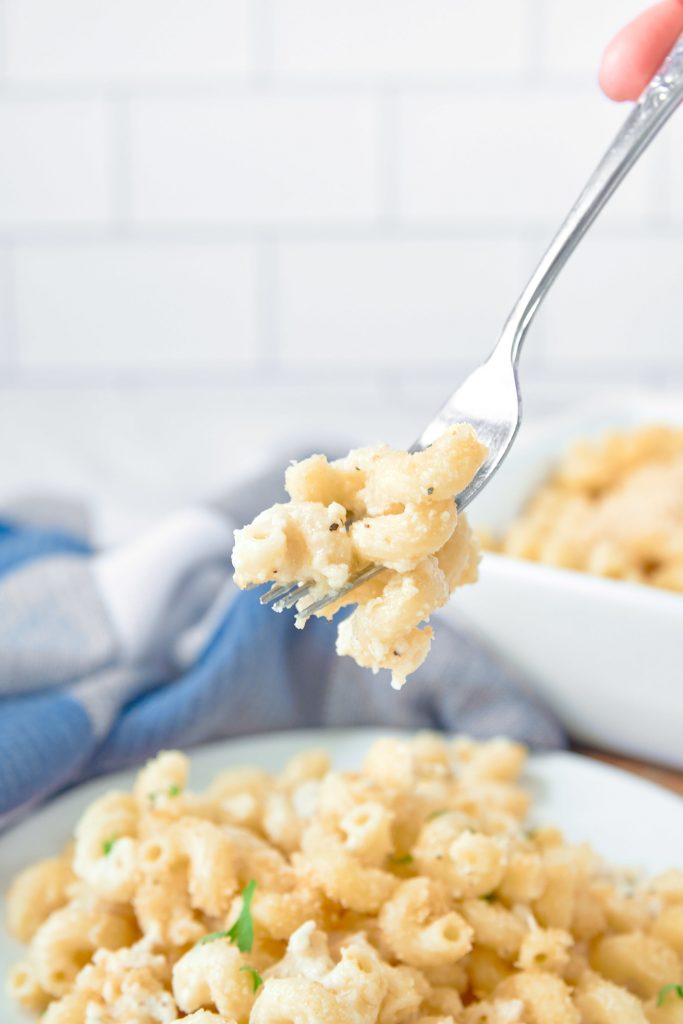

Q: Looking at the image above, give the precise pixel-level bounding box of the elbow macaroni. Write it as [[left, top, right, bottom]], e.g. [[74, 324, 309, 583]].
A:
[[5, 856, 75, 943], [72, 791, 139, 901], [173, 940, 256, 1020], [5, 736, 682, 1024], [231, 425, 488, 688], [491, 425, 683, 594]]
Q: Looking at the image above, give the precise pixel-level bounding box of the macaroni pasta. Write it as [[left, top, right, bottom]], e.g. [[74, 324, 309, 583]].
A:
[[493, 425, 683, 593], [231, 425, 488, 688], [4, 736, 682, 1024]]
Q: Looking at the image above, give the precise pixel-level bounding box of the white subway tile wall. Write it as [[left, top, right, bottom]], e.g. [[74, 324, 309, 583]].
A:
[[270, 0, 529, 76], [4, 0, 251, 80], [278, 239, 528, 367], [14, 242, 258, 369], [0, 0, 681, 432], [0, 99, 112, 225], [130, 95, 379, 224], [543, 0, 646, 75], [398, 91, 658, 226], [664, 121, 683, 220], [545, 234, 683, 366]]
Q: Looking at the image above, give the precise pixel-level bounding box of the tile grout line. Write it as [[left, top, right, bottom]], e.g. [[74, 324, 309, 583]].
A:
[[0, 2, 6, 91], [249, 0, 275, 87], [0, 0, 22, 377], [4, 221, 683, 245], [3, 356, 681, 389], [0, 0, 7, 91], [254, 239, 280, 373], [375, 87, 401, 229], [523, 0, 548, 87], [649, 131, 672, 228], [519, 235, 549, 371], [0, 75, 612, 103], [108, 93, 133, 231], [0, 242, 20, 374], [0, 373, 679, 409]]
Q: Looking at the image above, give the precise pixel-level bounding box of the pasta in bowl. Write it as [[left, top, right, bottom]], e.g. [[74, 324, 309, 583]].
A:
[[487, 424, 683, 593], [4, 733, 683, 1024], [451, 401, 683, 769]]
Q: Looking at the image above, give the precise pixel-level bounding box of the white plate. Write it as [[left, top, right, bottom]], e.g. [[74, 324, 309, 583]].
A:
[[2, 728, 683, 1024], [453, 394, 683, 768]]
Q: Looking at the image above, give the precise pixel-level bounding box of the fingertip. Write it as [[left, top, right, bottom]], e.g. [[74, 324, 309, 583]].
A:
[[599, 42, 643, 101], [599, 0, 683, 102]]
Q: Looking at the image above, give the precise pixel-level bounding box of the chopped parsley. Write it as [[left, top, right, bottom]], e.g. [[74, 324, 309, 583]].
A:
[[148, 783, 182, 804], [427, 809, 449, 821], [390, 853, 413, 865], [228, 880, 257, 952], [196, 929, 231, 947], [480, 892, 496, 902], [240, 965, 264, 992], [658, 983, 683, 1006], [195, 880, 257, 952], [102, 834, 117, 856]]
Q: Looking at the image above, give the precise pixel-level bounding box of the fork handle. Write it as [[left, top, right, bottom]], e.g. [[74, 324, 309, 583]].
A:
[[500, 33, 683, 366]]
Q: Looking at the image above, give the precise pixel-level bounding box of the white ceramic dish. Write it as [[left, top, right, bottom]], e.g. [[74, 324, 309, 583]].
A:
[[449, 394, 683, 768], [1, 727, 682, 1024]]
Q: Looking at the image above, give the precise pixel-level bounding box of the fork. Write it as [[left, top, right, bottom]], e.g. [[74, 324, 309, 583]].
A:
[[262, 33, 683, 623]]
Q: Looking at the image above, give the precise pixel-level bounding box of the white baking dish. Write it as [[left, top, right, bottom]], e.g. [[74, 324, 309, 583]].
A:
[[445, 394, 683, 769]]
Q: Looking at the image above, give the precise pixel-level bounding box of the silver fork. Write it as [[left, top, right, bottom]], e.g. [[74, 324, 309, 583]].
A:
[[262, 34, 683, 622]]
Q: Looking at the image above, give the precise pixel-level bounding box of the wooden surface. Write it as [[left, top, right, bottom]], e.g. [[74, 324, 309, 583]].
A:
[[578, 747, 683, 797]]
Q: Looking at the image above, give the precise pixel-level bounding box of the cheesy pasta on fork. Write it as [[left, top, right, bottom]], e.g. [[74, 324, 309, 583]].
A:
[[231, 424, 488, 688]]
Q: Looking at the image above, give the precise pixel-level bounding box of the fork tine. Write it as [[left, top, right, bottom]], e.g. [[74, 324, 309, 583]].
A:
[[295, 565, 382, 623], [294, 592, 338, 623], [272, 582, 314, 613], [261, 581, 300, 605]]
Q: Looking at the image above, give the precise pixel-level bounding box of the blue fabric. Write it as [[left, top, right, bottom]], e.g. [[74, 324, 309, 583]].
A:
[[0, 519, 90, 575], [0, 518, 566, 830], [90, 592, 335, 772], [0, 690, 93, 815]]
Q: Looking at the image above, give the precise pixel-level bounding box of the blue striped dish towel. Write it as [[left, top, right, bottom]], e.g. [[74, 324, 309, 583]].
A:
[[0, 472, 565, 831]]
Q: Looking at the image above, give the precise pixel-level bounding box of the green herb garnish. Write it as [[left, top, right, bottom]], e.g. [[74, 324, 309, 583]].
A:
[[196, 929, 231, 946], [102, 834, 117, 856], [228, 880, 257, 953], [658, 983, 683, 1006], [480, 892, 496, 902], [195, 881, 257, 951], [427, 809, 448, 821], [390, 853, 413, 865], [148, 782, 182, 804], [240, 965, 264, 992]]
